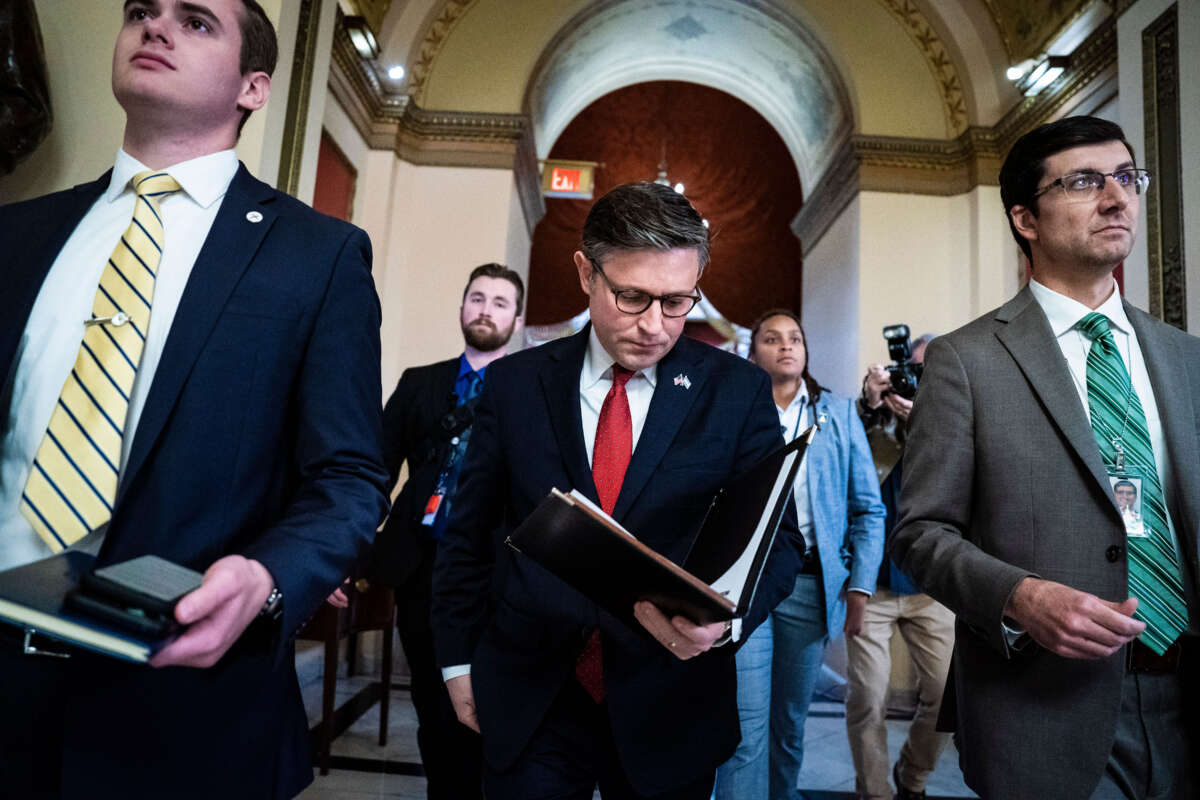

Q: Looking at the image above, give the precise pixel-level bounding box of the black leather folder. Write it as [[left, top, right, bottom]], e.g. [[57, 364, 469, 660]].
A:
[[507, 427, 814, 627]]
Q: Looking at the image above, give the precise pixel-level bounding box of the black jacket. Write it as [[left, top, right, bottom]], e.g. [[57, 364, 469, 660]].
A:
[[372, 357, 462, 586]]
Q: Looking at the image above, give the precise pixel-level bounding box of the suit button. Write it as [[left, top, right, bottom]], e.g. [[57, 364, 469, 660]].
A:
[[1106, 545, 1123, 563]]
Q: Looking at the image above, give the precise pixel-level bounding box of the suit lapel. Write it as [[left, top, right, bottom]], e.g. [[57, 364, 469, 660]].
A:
[[994, 288, 1113, 500], [539, 329, 596, 504], [119, 165, 277, 500], [2, 174, 111, 392], [1126, 306, 1200, 559], [612, 338, 708, 520], [804, 394, 831, 535]]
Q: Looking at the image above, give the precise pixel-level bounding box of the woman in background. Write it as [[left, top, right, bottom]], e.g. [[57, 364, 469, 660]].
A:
[[715, 309, 886, 799]]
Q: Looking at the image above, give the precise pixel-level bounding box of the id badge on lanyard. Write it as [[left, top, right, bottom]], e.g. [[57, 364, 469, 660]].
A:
[[1106, 441, 1147, 539], [423, 434, 462, 527]]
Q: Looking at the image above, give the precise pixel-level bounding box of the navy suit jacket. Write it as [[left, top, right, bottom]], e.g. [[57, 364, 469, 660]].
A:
[[0, 165, 390, 799], [431, 327, 803, 796], [372, 357, 460, 587]]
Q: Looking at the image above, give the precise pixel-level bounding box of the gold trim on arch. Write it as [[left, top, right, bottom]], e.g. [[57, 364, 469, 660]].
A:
[[874, 0, 968, 137], [407, 0, 482, 106]]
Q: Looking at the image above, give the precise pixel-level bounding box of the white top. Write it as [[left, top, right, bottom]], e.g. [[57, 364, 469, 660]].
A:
[[0, 149, 238, 571], [1027, 277, 1183, 561], [776, 387, 816, 551], [580, 328, 656, 462]]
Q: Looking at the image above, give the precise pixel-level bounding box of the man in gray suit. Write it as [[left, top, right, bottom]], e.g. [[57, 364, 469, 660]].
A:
[[892, 116, 1199, 799]]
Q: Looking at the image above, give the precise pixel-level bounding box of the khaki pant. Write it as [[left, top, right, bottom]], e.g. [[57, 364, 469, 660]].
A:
[[845, 589, 955, 799]]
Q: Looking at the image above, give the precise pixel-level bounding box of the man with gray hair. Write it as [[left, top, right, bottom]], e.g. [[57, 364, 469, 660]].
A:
[[432, 181, 803, 798]]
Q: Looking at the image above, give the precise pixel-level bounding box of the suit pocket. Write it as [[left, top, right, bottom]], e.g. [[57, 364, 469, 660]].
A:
[[491, 598, 552, 651], [223, 304, 304, 323]]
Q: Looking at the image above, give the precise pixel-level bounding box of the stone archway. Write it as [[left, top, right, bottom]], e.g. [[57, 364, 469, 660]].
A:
[[521, 0, 854, 194]]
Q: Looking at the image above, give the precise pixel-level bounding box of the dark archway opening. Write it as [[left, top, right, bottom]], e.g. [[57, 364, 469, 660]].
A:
[[527, 81, 804, 335]]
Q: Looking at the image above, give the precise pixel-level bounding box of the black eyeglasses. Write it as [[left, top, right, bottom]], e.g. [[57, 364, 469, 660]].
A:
[[1033, 168, 1152, 201], [590, 262, 700, 318]]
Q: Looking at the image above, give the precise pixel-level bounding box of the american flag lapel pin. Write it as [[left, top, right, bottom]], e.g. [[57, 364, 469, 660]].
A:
[[673, 373, 691, 389]]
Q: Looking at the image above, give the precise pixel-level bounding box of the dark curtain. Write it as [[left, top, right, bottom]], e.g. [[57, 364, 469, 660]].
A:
[[1, 0, 53, 176]]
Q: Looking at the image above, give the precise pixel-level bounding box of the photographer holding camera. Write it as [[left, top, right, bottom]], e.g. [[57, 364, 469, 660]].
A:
[[859, 326, 929, 465], [846, 328, 955, 800]]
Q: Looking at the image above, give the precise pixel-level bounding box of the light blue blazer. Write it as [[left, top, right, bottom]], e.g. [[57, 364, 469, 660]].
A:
[[796, 390, 886, 635]]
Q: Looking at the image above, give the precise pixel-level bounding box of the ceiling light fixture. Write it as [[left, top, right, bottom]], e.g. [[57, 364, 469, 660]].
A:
[[344, 16, 379, 59], [1020, 56, 1069, 96], [387, 64, 406, 81]]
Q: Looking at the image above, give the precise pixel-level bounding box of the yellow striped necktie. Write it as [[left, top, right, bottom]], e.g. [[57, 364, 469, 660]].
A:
[[21, 170, 182, 550]]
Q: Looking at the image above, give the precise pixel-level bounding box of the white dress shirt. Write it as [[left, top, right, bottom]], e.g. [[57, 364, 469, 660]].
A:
[[776, 388, 816, 551], [1028, 279, 1176, 529], [580, 328, 656, 462], [1027, 278, 1196, 632], [0, 149, 238, 571]]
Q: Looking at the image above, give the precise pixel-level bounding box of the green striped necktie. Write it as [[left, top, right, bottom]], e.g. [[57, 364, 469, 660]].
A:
[[1078, 311, 1188, 654], [21, 170, 182, 550]]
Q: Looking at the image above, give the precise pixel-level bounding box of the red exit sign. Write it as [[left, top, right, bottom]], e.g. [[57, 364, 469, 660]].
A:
[[542, 160, 597, 199], [551, 167, 582, 192]]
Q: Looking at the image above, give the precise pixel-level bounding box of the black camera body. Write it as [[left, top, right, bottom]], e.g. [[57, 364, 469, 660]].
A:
[[882, 323, 923, 400]]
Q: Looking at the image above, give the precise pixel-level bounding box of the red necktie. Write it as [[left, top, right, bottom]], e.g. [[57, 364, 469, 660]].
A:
[[575, 364, 634, 702]]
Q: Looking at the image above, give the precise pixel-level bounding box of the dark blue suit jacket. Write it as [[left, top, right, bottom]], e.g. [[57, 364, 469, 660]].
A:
[[0, 165, 390, 798], [431, 327, 803, 796]]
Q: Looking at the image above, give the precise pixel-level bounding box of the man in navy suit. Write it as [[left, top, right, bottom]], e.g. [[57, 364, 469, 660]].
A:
[[431, 181, 804, 799], [0, 2, 388, 797], [368, 262, 524, 799]]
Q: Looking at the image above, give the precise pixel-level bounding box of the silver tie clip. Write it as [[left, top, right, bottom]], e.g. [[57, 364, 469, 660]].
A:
[[84, 312, 130, 327]]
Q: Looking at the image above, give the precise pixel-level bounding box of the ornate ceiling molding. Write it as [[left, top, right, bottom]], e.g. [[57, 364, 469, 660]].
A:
[[339, 0, 393, 37], [329, 10, 1113, 248], [391, 103, 547, 234], [329, 15, 407, 148], [981, 0, 1094, 63], [406, 0, 481, 106], [794, 16, 1116, 252], [791, 136, 859, 256], [874, 0, 968, 137], [521, 0, 854, 194], [329, 14, 544, 232]]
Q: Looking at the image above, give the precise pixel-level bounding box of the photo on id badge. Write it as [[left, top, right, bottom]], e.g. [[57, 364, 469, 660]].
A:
[[1109, 476, 1146, 537]]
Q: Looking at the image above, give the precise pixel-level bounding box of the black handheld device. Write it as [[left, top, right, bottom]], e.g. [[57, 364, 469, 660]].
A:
[[64, 555, 204, 638]]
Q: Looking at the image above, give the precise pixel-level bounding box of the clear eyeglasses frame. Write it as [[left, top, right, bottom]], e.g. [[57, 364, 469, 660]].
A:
[[1033, 168, 1152, 202], [590, 262, 701, 318]]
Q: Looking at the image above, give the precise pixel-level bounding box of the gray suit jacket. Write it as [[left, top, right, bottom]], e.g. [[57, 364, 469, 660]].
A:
[[891, 286, 1200, 799]]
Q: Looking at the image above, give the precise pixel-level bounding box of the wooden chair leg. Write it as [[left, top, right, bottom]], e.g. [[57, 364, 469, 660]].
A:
[[320, 634, 338, 775], [346, 630, 359, 677], [379, 610, 394, 746]]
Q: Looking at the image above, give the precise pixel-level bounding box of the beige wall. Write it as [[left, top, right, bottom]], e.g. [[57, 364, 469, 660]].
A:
[[802, 197, 861, 397], [802, 188, 1015, 398], [319, 94, 537, 396], [319, 96, 533, 395], [857, 189, 1016, 367], [0, 1, 123, 202], [376, 161, 529, 388]]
